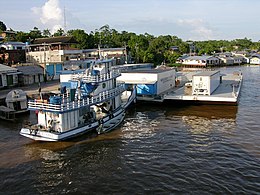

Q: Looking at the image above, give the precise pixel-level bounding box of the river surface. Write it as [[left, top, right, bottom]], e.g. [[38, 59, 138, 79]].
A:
[[0, 66, 259, 194]]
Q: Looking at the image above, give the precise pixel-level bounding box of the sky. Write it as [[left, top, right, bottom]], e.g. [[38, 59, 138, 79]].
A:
[[1, 0, 260, 41]]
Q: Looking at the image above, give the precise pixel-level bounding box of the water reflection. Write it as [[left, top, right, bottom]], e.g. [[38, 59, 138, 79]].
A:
[[121, 110, 162, 140], [164, 105, 238, 153], [22, 137, 125, 194]]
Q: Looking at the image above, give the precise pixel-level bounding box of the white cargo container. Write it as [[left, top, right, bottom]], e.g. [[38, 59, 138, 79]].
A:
[[192, 70, 220, 95], [117, 69, 176, 96]]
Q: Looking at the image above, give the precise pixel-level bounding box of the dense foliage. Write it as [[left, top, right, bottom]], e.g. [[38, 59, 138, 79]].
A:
[[1, 20, 260, 65], [0, 21, 7, 32]]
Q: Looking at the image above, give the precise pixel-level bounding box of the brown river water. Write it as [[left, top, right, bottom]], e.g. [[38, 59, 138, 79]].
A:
[[0, 66, 259, 194]]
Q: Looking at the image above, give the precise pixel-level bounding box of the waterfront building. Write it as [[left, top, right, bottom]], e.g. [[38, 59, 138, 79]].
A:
[[26, 36, 131, 80], [250, 54, 260, 65], [15, 65, 44, 85], [0, 64, 20, 88], [0, 30, 16, 41], [218, 56, 234, 65], [181, 56, 220, 68], [0, 42, 26, 65], [233, 56, 244, 65], [83, 47, 128, 64], [26, 36, 79, 80]]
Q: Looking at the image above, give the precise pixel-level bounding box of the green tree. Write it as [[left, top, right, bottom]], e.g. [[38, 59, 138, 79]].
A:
[[42, 29, 51, 37], [15, 31, 30, 42], [0, 21, 7, 32], [67, 29, 88, 49], [29, 27, 42, 39], [53, 28, 64, 37], [128, 34, 149, 63]]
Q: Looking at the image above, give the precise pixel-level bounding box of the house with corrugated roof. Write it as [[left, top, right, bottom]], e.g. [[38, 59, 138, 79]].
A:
[[15, 65, 44, 85], [83, 47, 128, 64], [250, 54, 260, 65], [233, 56, 244, 65], [0, 42, 26, 65], [181, 56, 220, 68], [0, 64, 20, 88], [0, 42, 26, 50], [26, 36, 79, 80], [218, 56, 234, 65]]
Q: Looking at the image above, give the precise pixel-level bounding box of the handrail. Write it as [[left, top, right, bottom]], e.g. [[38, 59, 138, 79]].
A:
[[28, 85, 126, 113], [71, 69, 121, 83]]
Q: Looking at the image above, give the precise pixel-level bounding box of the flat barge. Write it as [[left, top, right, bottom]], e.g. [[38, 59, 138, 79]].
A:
[[119, 69, 243, 105]]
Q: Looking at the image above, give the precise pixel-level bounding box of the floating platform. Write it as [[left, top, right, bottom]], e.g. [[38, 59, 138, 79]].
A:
[[164, 71, 242, 105], [134, 71, 243, 105]]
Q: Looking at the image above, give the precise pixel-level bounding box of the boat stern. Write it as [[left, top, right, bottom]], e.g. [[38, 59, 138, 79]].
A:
[[20, 128, 59, 141]]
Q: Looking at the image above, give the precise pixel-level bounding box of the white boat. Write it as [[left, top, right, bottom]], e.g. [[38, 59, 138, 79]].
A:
[[20, 59, 136, 141], [6, 89, 28, 114]]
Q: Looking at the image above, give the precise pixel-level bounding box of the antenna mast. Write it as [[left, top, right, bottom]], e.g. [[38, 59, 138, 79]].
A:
[[64, 6, 67, 35]]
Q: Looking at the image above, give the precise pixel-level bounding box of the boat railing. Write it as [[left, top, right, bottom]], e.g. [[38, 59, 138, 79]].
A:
[[71, 69, 121, 83], [28, 85, 125, 113]]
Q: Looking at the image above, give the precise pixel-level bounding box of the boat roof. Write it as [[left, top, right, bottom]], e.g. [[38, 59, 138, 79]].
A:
[[0, 106, 15, 112], [193, 70, 220, 77], [122, 69, 172, 74], [59, 69, 85, 74], [6, 89, 27, 102]]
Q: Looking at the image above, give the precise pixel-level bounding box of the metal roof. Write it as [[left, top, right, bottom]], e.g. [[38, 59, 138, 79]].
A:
[[193, 70, 220, 77], [122, 69, 172, 74], [32, 36, 78, 45], [16, 65, 44, 75], [1, 42, 25, 45], [0, 64, 18, 73], [185, 56, 216, 61]]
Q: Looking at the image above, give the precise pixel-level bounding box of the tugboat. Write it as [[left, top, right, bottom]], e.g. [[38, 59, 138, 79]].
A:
[[20, 59, 136, 141]]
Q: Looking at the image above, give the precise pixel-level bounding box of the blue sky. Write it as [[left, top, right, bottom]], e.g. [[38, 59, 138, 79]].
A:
[[1, 0, 260, 41]]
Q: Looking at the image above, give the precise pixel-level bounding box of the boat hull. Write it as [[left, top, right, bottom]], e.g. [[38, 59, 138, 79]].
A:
[[20, 108, 126, 141]]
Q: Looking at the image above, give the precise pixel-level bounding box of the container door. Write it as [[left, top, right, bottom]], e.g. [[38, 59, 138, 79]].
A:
[[46, 64, 54, 76], [55, 64, 62, 75]]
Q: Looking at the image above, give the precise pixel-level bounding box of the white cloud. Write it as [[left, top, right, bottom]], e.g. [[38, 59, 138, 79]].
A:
[[177, 19, 214, 40], [31, 0, 63, 33]]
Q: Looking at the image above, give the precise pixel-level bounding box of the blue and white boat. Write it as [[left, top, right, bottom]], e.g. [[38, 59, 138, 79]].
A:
[[20, 59, 136, 141]]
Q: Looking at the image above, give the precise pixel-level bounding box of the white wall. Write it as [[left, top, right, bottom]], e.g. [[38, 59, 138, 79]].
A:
[[250, 57, 260, 64], [157, 70, 175, 94], [118, 72, 157, 84]]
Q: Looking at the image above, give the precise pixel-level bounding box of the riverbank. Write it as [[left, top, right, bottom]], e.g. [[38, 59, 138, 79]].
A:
[[0, 80, 60, 104]]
